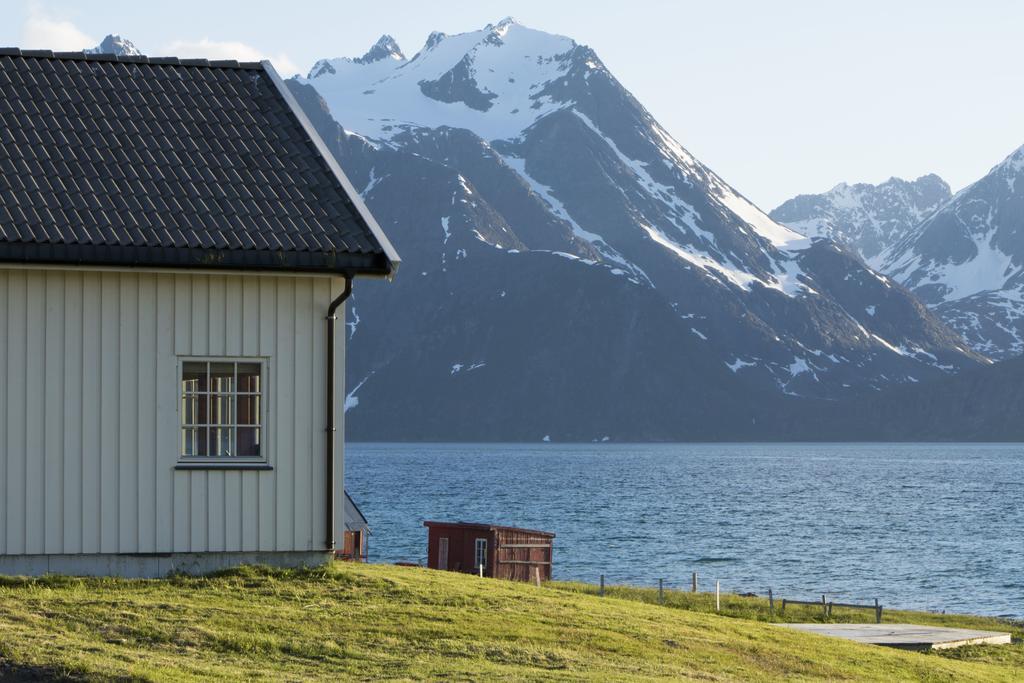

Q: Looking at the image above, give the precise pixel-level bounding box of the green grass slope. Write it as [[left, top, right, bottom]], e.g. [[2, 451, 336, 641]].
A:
[[0, 563, 1019, 681]]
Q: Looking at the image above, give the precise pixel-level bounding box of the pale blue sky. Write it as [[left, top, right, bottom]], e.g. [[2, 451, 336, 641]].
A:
[[4, 1, 1023, 209]]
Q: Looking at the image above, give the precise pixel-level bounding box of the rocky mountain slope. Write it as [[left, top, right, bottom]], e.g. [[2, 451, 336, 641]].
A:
[[877, 146, 1024, 359], [287, 81, 776, 440], [290, 20, 982, 439], [794, 353, 1024, 441], [770, 175, 951, 264], [83, 28, 984, 439]]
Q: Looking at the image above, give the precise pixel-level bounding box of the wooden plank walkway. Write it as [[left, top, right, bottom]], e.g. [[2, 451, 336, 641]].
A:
[[776, 623, 1012, 651]]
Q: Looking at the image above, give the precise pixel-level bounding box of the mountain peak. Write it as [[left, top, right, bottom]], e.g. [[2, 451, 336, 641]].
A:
[[85, 34, 141, 57], [772, 174, 952, 263], [489, 16, 518, 31], [424, 31, 448, 50], [996, 143, 1024, 175], [355, 35, 405, 64], [476, 17, 522, 45]]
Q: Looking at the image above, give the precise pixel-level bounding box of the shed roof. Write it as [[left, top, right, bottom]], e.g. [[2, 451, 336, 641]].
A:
[[345, 490, 370, 533], [0, 49, 398, 276], [423, 521, 555, 538]]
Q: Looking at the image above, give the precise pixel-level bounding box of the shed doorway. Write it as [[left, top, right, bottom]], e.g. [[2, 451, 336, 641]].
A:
[[438, 537, 449, 570]]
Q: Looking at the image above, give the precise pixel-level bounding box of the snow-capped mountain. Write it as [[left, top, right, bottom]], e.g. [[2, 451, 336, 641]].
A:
[[85, 34, 141, 57], [290, 19, 982, 438], [879, 145, 1024, 358], [771, 175, 951, 264]]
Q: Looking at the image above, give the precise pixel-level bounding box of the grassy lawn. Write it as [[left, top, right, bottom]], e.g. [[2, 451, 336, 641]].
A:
[[0, 562, 1018, 681]]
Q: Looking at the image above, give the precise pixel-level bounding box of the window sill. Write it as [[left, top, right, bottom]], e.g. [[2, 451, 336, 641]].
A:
[[175, 460, 272, 471]]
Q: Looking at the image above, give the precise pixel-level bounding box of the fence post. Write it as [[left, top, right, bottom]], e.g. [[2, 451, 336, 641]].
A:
[[781, 599, 786, 613], [716, 581, 721, 612], [769, 588, 774, 620], [599, 574, 605, 597], [533, 566, 541, 587], [658, 578, 664, 605], [821, 594, 827, 619], [692, 571, 697, 593], [875, 598, 882, 624], [479, 564, 483, 578]]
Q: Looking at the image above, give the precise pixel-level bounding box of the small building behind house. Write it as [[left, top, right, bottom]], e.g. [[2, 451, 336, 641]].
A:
[[340, 491, 370, 562], [424, 521, 554, 582]]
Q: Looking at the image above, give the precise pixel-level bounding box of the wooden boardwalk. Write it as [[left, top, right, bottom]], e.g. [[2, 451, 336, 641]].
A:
[[777, 623, 1012, 651]]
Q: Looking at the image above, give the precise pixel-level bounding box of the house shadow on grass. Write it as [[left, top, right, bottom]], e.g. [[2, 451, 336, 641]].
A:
[[0, 658, 87, 682]]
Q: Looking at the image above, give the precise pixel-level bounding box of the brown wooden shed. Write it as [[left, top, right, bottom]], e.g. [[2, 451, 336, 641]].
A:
[[424, 521, 555, 582]]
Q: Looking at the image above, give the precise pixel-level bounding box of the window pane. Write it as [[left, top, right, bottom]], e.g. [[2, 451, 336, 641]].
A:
[[181, 393, 207, 426], [209, 394, 234, 426], [210, 362, 235, 394], [181, 428, 194, 456], [182, 362, 207, 394], [237, 394, 260, 425], [475, 538, 487, 569], [212, 425, 234, 457], [182, 427, 211, 456], [237, 363, 261, 393], [237, 427, 260, 457]]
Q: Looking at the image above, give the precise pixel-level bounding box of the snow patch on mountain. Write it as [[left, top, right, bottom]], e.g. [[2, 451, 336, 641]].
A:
[[726, 358, 756, 372], [347, 304, 360, 340], [344, 373, 373, 412], [886, 232, 1020, 303], [716, 184, 807, 250]]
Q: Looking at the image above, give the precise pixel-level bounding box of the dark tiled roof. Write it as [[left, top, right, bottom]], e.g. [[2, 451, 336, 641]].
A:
[[0, 49, 398, 275]]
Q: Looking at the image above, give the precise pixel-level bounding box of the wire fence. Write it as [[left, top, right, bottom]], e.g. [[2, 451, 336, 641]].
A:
[[587, 572, 885, 623]]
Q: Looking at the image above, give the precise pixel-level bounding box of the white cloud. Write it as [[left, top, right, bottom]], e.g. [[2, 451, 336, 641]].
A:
[[163, 38, 301, 77], [20, 7, 96, 51]]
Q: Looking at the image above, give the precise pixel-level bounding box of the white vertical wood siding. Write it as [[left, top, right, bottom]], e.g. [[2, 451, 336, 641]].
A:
[[0, 268, 346, 555]]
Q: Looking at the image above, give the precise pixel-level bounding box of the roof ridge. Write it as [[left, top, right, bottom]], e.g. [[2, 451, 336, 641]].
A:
[[0, 47, 263, 70]]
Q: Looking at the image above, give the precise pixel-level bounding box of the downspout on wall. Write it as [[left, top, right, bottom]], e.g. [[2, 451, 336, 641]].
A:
[[325, 275, 353, 551]]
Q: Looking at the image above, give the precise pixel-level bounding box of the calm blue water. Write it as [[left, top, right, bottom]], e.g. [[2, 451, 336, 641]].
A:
[[346, 443, 1024, 618]]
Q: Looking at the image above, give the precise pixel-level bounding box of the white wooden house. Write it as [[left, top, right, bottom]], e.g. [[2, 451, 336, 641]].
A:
[[0, 48, 398, 576]]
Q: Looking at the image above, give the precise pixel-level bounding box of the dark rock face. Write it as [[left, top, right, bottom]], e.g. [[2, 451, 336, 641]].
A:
[[419, 56, 498, 111], [290, 20, 983, 440], [880, 146, 1024, 358], [308, 60, 336, 78], [771, 175, 951, 263], [390, 127, 600, 257]]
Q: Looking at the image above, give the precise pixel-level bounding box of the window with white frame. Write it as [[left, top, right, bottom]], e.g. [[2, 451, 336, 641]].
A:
[[475, 538, 487, 571], [181, 360, 264, 460]]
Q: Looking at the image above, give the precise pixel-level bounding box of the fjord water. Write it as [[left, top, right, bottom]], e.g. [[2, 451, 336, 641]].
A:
[[347, 443, 1023, 618]]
